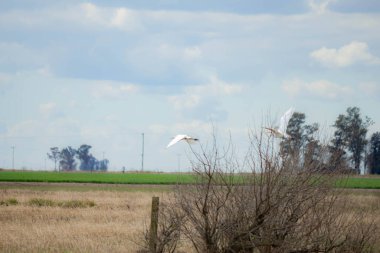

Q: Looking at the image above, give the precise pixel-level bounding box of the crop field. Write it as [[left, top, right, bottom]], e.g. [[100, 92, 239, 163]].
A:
[[0, 171, 194, 185], [1, 170, 380, 189], [0, 182, 379, 253], [338, 176, 380, 189]]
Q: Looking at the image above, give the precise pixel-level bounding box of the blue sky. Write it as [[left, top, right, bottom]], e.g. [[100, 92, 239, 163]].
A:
[[0, 0, 379, 171]]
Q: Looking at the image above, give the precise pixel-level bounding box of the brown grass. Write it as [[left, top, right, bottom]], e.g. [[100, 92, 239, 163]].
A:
[[0, 184, 170, 253], [0, 184, 379, 253]]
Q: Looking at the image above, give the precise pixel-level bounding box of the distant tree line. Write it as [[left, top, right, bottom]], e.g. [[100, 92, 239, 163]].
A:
[[280, 106, 380, 174], [47, 144, 109, 172]]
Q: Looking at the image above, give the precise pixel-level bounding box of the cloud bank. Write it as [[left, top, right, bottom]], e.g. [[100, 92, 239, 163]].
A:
[[310, 41, 380, 68]]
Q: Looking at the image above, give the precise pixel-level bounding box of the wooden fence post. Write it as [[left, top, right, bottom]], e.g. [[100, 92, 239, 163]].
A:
[[149, 196, 159, 253]]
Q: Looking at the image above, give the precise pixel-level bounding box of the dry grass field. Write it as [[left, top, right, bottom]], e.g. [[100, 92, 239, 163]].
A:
[[0, 183, 173, 253], [0, 183, 379, 253]]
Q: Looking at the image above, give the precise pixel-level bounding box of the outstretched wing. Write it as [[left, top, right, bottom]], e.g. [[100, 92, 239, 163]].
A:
[[278, 107, 294, 134], [167, 134, 187, 148]]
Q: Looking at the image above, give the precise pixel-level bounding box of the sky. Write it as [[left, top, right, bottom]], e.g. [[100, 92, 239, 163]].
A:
[[0, 0, 380, 172]]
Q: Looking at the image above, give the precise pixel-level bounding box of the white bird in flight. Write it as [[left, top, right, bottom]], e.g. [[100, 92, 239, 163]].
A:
[[167, 134, 199, 148], [264, 107, 295, 139]]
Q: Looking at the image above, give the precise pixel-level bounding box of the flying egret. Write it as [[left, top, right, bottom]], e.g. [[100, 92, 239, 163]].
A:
[[167, 134, 199, 148], [264, 107, 295, 138]]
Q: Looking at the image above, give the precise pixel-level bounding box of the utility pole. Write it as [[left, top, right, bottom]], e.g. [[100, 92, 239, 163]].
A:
[[11, 146, 15, 169], [141, 133, 145, 172]]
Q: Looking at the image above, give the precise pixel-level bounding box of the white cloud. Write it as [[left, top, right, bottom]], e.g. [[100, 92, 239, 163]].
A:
[[168, 94, 200, 110], [310, 41, 380, 68], [308, 0, 335, 14], [183, 46, 202, 60], [191, 75, 243, 96], [149, 120, 212, 136], [92, 81, 140, 99], [2, 3, 143, 32], [110, 7, 143, 31], [75, 3, 144, 31], [167, 75, 244, 122], [81, 3, 100, 20], [168, 75, 244, 110], [39, 102, 65, 119], [307, 80, 352, 99], [283, 78, 352, 99], [79, 3, 115, 28], [125, 42, 205, 78], [39, 102, 56, 115]]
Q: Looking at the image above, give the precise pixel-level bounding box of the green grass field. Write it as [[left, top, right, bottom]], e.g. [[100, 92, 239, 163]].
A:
[[0, 171, 380, 189], [0, 171, 194, 185], [336, 177, 380, 189]]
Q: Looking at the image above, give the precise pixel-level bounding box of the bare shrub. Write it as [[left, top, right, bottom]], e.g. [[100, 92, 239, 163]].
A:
[[151, 130, 377, 253]]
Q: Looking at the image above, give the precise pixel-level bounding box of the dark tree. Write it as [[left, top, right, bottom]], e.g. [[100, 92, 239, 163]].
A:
[[77, 144, 95, 172], [332, 107, 372, 174], [59, 146, 77, 171], [367, 132, 380, 174], [329, 114, 349, 171], [77, 144, 108, 172], [47, 144, 108, 172], [280, 112, 319, 166], [285, 112, 306, 152], [47, 147, 60, 172]]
